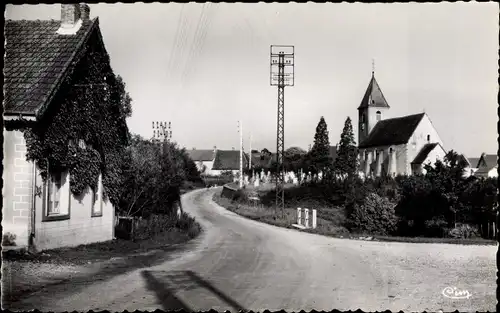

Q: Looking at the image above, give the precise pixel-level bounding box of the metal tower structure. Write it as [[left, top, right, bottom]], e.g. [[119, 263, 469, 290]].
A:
[[270, 45, 294, 216]]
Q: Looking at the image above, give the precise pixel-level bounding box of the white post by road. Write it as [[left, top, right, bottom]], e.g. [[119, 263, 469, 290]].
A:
[[312, 209, 317, 229], [304, 208, 309, 228], [297, 208, 302, 225]]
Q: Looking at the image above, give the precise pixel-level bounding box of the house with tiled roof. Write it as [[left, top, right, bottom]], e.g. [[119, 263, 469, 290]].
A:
[[475, 153, 498, 178], [464, 156, 481, 177], [187, 147, 249, 176], [357, 71, 447, 177], [3, 4, 118, 251], [211, 149, 249, 176], [186, 147, 217, 175]]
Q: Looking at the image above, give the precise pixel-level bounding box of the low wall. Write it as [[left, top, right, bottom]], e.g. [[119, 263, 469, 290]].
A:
[[221, 184, 239, 200]]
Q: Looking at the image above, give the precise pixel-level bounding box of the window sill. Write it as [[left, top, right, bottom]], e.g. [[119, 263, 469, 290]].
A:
[[42, 214, 70, 222], [91, 211, 103, 218]]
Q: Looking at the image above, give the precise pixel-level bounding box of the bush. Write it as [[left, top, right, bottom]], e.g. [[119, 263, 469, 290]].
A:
[[448, 223, 481, 239], [176, 212, 202, 239], [2, 232, 17, 246], [348, 192, 398, 235]]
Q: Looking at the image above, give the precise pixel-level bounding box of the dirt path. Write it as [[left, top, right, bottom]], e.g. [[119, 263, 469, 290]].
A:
[[4, 188, 497, 312]]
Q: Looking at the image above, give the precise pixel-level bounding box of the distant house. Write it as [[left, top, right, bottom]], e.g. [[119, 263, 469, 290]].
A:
[[3, 4, 117, 251], [187, 148, 249, 176], [186, 147, 216, 175], [410, 142, 447, 175], [475, 153, 498, 178], [211, 150, 249, 176], [357, 71, 447, 177], [465, 156, 481, 177]]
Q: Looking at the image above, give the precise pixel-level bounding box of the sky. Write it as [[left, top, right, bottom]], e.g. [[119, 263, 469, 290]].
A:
[[5, 3, 498, 158]]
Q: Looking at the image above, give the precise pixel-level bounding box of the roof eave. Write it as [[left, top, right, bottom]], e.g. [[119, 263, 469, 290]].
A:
[[4, 111, 37, 119], [359, 140, 408, 149]]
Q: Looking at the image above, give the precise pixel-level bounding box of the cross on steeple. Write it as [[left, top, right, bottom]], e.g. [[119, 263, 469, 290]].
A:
[[372, 58, 375, 76]]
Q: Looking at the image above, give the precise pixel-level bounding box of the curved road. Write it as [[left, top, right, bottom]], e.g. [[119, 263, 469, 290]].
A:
[[10, 188, 497, 312]]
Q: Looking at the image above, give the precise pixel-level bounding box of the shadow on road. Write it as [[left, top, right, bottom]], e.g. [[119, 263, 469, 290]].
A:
[[142, 270, 246, 312], [2, 243, 198, 310], [185, 270, 245, 311], [141, 270, 192, 311]]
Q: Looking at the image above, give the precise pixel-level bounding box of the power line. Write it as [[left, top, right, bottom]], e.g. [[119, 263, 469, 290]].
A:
[[170, 5, 193, 80], [180, 3, 209, 87], [166, 5, 186, 81]]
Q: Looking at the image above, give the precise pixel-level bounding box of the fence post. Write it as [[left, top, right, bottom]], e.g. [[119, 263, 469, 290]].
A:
[[312, 209, 317, 229], [297, 208, 302, 226], [304, 208, 309, 228]]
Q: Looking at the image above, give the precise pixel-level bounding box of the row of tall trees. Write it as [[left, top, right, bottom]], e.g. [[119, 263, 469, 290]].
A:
[[259, 116, 359, 179]]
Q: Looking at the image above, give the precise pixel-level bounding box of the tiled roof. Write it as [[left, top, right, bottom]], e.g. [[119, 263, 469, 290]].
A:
[[186, 149, 215, 162], [477, 154, 497, 170], [4, 18, 97, 115], [411, 143, 438, 165], [475, 165, 497, 175], [358, 113, 425, 149], [212, 150, 249, 170], [467, 157, 481, 169], [357, 74, 390, 110]]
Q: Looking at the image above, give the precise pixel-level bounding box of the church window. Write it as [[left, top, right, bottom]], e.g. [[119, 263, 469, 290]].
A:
[[376, 111, 381, 122], [427, 134, 430, 142]]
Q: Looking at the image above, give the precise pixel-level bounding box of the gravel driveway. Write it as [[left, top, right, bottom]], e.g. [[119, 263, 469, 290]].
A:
[[4, 188, 496, 312]]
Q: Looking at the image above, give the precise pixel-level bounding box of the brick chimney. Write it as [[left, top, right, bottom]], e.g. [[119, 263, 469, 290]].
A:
[[57, 4, 83, 35], [80, 4, 90, 21]]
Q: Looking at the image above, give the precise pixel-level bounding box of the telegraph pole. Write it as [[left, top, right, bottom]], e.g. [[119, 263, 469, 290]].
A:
[[152, 121, 172, 153], [249, 133, 252, 170], [238, 120, 244, 188], [270, 45, 295, 217]]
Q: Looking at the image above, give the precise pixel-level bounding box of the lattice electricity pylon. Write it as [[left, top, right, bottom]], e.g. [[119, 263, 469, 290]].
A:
[[270, 45, 294, 217], [276, 57, 285, 215]]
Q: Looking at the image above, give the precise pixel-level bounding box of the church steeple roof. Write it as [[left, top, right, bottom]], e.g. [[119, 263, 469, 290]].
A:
[[357, 72, 390, 110]]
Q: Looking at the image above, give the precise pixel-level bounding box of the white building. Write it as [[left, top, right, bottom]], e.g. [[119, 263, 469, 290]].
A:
[[357, 71, 447, 177]]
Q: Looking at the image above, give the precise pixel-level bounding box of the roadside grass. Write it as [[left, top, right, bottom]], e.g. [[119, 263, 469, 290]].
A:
[[212, 192, 349, 236], [213, 190, 497, 246]]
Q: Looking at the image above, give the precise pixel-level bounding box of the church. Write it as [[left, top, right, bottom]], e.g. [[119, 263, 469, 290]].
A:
[[357, 71, 447, 178]]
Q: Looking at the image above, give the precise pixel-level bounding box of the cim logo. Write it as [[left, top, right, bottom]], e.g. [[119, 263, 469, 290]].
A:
[[442, 286, 472, 300]]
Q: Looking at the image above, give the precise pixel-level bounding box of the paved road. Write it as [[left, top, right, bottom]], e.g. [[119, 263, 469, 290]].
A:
[[9, 188, 497, 312]]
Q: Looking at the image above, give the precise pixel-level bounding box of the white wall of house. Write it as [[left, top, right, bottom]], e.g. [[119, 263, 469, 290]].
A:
[[2, 129, 32, 247], [33, 170, 115, 251], [488, 167, 498, 178], [463, 167, 478, 178], [406, 114, 445, 173], [197, 160, 214, 174], [359, 143, 407, 177], [206, 169, 240, 177], [418, 144, 447, 175]]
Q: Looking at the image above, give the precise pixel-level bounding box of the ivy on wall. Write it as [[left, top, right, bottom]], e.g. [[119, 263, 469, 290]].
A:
[[13, 27, 132, 207]]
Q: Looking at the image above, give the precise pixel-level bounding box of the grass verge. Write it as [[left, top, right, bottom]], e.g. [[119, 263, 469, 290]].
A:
[[212, 191, 497, 246], [2, 212, 202, 266]]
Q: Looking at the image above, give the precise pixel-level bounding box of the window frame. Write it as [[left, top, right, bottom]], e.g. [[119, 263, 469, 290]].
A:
[[42, 170, 71, 222]]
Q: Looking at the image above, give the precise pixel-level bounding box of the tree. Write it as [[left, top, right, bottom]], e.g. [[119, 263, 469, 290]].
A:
[[308, 116, 332, 175], [333, 117, 358, 179], [261, 148, 271, 156], [423, 150, 469, 227], [118, 135, 201, 218], [284, 146, 307, 173]]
